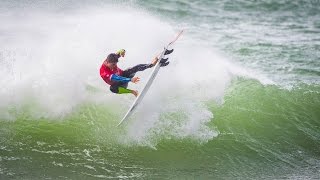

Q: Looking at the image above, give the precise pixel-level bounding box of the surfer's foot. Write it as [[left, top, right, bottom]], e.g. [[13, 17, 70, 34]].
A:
[[150, 57, 159, 67], [164, 49, 174, 55], [131, 90, 138, 97], [160, 61, 170, 67]]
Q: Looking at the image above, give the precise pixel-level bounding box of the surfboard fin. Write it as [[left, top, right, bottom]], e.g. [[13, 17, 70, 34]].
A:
[[160, 61, 170, 67], [164, 49, 174, 55], [160, 58, 168, 63]]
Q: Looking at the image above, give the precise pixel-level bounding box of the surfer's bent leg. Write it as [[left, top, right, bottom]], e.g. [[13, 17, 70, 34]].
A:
[[110, 83, 131, 94], [122, 64, 152, 78]]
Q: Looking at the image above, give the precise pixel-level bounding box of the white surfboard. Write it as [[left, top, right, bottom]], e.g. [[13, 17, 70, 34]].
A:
[[117, 30, 184, 127]]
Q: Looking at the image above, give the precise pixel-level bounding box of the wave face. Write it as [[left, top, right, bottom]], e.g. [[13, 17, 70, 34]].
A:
[[1, 0, 319, 179]]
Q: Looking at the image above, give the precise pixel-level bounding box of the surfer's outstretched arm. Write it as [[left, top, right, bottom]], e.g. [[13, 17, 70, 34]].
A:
[[111, 74, 140, 83], [110, 74, 131, 83]]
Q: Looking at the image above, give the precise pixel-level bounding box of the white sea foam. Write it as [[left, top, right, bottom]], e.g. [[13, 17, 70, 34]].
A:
[[0, 4, 269, 144]]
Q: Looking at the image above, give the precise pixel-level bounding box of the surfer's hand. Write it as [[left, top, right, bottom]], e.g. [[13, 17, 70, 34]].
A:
[[131, 77, 140, 84], [131, 90, 138, 97]]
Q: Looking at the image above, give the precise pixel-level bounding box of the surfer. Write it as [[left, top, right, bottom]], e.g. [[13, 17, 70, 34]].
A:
[[100, 49, 173, 97]]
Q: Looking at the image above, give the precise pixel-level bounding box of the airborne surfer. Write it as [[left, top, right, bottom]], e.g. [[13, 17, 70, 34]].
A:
[[100, 49, 173, 97]]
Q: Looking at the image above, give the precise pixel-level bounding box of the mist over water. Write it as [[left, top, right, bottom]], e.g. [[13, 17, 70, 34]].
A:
[[0, 2, 248, 143], [0, 0, 319, 179]]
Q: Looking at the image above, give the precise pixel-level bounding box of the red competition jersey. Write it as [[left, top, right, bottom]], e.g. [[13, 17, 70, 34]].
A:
[[100, 63, 123, 85]]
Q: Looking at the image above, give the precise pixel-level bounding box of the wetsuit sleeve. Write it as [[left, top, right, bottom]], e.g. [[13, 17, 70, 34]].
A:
[[111, 74, 131, 83]]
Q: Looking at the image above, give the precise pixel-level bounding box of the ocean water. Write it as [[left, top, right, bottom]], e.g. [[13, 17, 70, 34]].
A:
[[0, 0, 319, 179]]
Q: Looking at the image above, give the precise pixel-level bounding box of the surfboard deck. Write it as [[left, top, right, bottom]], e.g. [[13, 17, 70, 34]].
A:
[[117, 30, 184, 127]]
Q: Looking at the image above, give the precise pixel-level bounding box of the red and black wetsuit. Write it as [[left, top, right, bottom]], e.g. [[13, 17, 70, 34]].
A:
[[100, 63, 123, 86], [100, 55, 153, 93]]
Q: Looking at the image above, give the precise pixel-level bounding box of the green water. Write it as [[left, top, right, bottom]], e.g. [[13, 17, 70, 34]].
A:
[[1, 80, 319, 179]]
